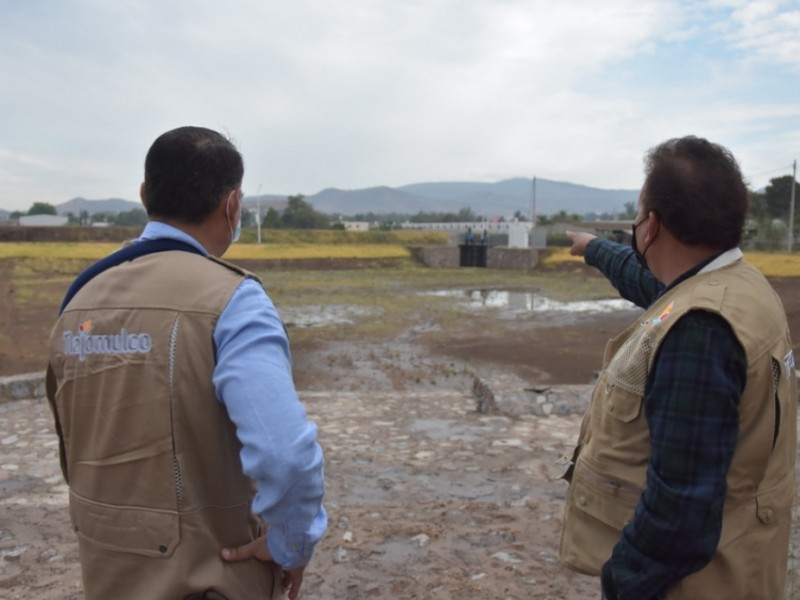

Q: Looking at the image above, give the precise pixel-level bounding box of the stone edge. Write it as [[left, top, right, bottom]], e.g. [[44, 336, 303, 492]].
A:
[[0, 371, 47, 404]]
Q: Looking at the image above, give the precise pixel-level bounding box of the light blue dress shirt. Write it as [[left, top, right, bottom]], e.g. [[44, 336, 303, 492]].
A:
[[137, 221, 327, 569]]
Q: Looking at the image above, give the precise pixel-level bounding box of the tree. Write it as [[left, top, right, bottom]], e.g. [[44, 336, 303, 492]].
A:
[[262, 207, 282, 229], [28, 202, 57, 215], [747, 190, 767, 221], [764, 175, 800, 222], [240, 209, 255, 228], [618, 201, 637, 220], [457, 207, 477, 222], [112, 208, 148, 227], [280, 195, 329, 229]]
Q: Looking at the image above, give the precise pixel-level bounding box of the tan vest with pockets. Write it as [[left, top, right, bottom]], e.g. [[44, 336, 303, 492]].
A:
[[559, 259, 796, 600], [47, 251, 283, 600]]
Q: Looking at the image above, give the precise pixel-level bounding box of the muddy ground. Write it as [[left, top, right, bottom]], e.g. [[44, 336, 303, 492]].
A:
[[2, 258, 800, 599]]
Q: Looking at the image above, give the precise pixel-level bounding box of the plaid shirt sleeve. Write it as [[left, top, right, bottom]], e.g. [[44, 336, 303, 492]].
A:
[[584, 238, 664, 308], [586, 240, 747, 600]]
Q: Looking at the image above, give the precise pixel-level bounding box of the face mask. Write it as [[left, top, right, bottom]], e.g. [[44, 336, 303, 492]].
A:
[[631, 215, 650, 269], [226, 193, 242, 244]]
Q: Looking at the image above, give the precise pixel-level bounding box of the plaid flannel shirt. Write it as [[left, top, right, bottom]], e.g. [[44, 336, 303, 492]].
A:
[[585, 238, 747, 600]]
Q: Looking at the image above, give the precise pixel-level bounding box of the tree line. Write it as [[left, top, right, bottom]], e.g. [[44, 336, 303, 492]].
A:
[[9, 175, 799, 242]]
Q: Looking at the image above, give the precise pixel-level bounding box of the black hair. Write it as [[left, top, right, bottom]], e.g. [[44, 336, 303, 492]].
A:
[[143, 126, 243, 224], [643, 136, 747, 249]]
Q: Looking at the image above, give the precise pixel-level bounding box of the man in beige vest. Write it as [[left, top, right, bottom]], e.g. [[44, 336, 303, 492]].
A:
[[560, 136, 796, 599], [47, 126, 326, 599]]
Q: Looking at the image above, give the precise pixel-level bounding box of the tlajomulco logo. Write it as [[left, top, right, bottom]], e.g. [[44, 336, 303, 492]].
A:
[[62, 319, 153, 362]]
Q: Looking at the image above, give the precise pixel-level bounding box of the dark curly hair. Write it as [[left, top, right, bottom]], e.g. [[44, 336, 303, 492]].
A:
[[143, 126, 243, 224], [642, 136, 747, 249]]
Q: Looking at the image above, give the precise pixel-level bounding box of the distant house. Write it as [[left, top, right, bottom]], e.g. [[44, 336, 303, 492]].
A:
[[342, 221, 370, 232], [19, 214, 68, 227]]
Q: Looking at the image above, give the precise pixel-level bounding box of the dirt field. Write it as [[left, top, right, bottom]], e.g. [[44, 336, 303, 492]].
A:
[[2, 256, 800, 599]]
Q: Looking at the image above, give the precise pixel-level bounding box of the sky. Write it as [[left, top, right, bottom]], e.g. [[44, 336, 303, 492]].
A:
[[1, 0, 799, 212]]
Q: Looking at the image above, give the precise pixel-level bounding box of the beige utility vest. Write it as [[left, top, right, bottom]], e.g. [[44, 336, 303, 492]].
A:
[[560, 258, 797, 600], [47, 251, 282, 600]]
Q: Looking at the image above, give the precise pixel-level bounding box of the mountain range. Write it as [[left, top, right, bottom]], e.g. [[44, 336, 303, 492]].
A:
[[309, 178, 638, 217], [1, 178, 639, 220]]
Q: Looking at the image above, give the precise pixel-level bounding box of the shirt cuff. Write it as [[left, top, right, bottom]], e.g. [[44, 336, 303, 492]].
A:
[[266, 506, 328, 569]]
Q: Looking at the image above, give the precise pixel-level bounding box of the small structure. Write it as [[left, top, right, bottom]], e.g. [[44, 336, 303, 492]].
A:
[[341, 221, 370, 232], [19, 214, 68, 227], [506, 222, 531, 248]]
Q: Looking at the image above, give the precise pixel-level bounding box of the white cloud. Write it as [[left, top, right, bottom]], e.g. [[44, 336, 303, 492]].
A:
[[710, 0, 800, 69], [0, 0, 797, 211]]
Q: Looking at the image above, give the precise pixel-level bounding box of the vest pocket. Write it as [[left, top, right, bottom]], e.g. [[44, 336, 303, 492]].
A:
[[572, 461, 640, 529], [602, 382, 643, 423], [755, 475, 794, 527], [69, 490, 180, 557], [560, 462, 641, 574]]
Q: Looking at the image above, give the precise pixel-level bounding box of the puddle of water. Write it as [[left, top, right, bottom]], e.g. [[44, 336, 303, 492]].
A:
[[282, 290, 635, 328], [281, 304, 382, 328], [422, 289, 637, 314]]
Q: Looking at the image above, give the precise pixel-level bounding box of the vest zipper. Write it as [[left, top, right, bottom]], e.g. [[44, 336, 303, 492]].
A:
[[168, 315, 184, 510]]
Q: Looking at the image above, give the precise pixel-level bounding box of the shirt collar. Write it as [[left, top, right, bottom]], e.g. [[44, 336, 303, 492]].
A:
[[136, 221, 209, 256], [664, 247, 742, 293], [698, 247, 743, 274]]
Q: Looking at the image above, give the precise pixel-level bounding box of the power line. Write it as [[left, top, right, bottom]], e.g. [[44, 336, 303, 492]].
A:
[[745, 164, 795, 181]]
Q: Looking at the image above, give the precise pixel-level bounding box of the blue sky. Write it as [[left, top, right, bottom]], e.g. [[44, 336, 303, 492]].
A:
[[1, 0, 798, 212]]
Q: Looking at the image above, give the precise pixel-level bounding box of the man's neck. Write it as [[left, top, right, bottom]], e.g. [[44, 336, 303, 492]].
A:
[[149, 217, 227, 258], [651, 242, 722, 287]]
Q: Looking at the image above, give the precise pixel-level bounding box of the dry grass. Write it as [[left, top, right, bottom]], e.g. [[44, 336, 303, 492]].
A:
[[0, 242, 411, 261], [541, 247, 800, 278], [224, 244, 410, 260], [0, 242, 124, 259]]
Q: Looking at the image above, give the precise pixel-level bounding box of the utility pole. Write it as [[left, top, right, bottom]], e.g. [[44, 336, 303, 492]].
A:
[[788, 160, 797, 253], [530, 176, 537, 226], [256, 184, 262, 244]]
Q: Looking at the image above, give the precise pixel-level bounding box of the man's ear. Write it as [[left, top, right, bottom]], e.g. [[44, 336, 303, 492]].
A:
[[139, 182, 148, 211], [645, 211, 660, 242], [226, 188, 241, 218]]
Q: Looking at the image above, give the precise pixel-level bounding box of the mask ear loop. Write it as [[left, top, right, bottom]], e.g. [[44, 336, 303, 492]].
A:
[[225, 190, 240, 243], [640, 217, 660, 261]]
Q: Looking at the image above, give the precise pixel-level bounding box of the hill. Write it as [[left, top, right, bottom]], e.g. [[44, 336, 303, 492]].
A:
[[55, 197, 141, 216], [307, 178, 638, 217], [1, 178, 639, 219]]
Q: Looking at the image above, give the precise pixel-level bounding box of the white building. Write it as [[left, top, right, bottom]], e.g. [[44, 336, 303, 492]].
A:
[[19, 214, 68, 227], [342, 221, 370, 232]]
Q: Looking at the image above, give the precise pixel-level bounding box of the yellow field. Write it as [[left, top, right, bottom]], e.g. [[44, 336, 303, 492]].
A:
[[224, 244, 410, 260], [3, 242, 799, 276], [0, 242, 412, 261], [543, 247, 800, 277]]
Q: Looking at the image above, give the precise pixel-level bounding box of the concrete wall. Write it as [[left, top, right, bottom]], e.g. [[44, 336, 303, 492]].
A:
[[487, 247, 539, 270], [409, 246, 460, 268], [409, 246, 539, 270]]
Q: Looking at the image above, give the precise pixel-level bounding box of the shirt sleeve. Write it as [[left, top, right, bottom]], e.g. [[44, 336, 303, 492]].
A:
[[601, 310, 747, 599], [213, 278, 327, 569], [584, 237, 664, 308]]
